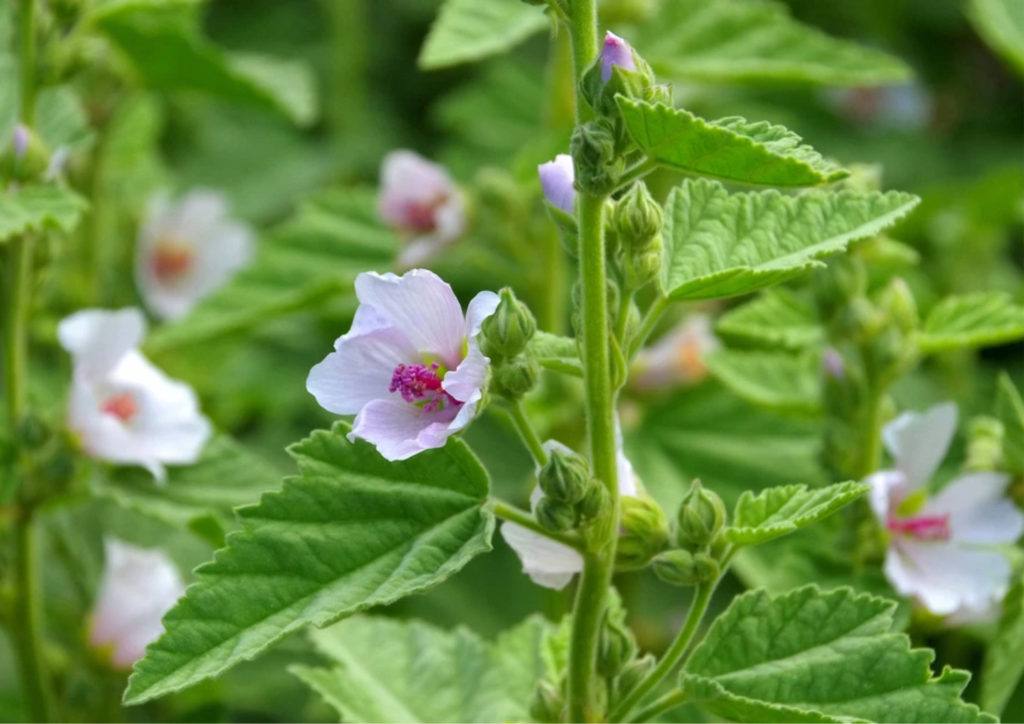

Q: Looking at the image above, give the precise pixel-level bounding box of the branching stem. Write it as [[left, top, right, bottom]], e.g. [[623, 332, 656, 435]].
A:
[[491, 500, 585, 551]]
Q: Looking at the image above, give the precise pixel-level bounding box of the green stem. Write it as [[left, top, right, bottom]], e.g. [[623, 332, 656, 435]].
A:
[[627, 689, 689, 724], [609, 582, 715, 722], [627, 295, 670, 359], [507, 399, 549, 467], [320, 0, 367, 140], [614, 289, 634, 349], [569, 0, 598, 125], [12, 509, 52, 723], [3, 237, 32, 429], [18, 0, 36, 125], [491, 500, 585, 551], [614, 158, 659, 193]]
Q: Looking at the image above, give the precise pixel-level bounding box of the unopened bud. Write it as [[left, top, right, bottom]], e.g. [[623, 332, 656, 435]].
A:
[[652, 549, 719, 586], [539, 447, 592, 505], [616, 495, 670, 570], [578, 480, 610, 520], [538, 154, 576, 215], [613, 182, 662, 249], [643, 83, 673, 106], [536, 497, 577, 533], [878, 277, 918, 334], [625, 238, 662, 291], [529, 680, 563, 724], [570, 119, 620, 195], [601, 32, 638, 82], [494, 356, 539, 398], [2, 125, 49, 181], [482, 288, 536, 359], [676, 480, 726, 548], [966, 416, 1005, 472], [614, 654, 655, 706], [598, 613, 637, 677]]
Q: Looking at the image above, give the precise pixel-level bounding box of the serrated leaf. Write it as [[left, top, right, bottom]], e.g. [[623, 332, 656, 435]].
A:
[[981, 578, 1024, 716], [94, 3, 317, 125], [706, 349, 821, 415], [529, 332, 582, 377], [968, 0, 1024, 75], [619, 99, 847, 188], [639, 0, 912, 86], [92, 436, 280, 547], [716, 289, 823, 350], [684, 586, 996, 723], [122, 422, 494, 706], [724, 481, 867, 546], [996, 373, 1024, 476], [659, 179, 919, 301], [0, 185, 87, 243], [145, 189, 396, 355], [291, 614, 553, 723], [917, 292, 1024, 353], [419, 0, 548, 70]]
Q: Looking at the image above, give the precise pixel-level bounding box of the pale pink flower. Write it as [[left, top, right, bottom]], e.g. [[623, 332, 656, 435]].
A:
[[631, 314, 719, 391], [601, 31, 637, 82], [89, 539, 184, 669], [307, 270, 498, 461], [538, 154, 576, 214], [866, 402, 1024, 617], [378, 150, 465, 269], [58, 308, 212, 482], [135, 190, 253, 321]]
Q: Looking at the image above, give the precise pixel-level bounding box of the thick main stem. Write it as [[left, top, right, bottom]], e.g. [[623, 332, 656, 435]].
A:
[[12, 511, 52, 723]]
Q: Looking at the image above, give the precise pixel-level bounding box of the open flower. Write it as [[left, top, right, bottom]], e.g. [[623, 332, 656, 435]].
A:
[[501, 442, 639, 590], [866, 402, 1024, 618], [307, 270, 498, 461], [631, 314, 719, 391], [378, 150, 466, 269], [135, 190, 253, 321], [58, 308, 212, 482], [538, 154, 576, 214], [601, 31, 637, 82], [89, 539, 184, 669]]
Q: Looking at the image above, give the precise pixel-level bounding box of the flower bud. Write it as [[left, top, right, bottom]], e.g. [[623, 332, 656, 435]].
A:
[[1, 125, 50, 181], [598, 613, 637, 677], [539, 447, 592, 505], [966, 416, 1004, 472], [652, 549, 719, 587], [482, 287, 537, 359], [570, 119, 621, 195], [536, 496, 578, 533], [529, 680, 564, 724], [538, 154, 576, 215], [878, 277, 918, 335], [494, 356, 540, 399], [613, 182, 662, 250], [643, 83, 673, 106], [616, 495, 670, 570], [624, 238, 663, 291], [613, 654, 655, 706], [578, 479, 610, 520], [602, 31, 638, 82], [676, 480, 726, 548]]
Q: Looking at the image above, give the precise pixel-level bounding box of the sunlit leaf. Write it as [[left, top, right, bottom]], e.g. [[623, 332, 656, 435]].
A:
[[724, 481, 867, 546], [706, 349, 821, 415], [981, 578, 1024, 717], [0, 185, 87, 244], [917, 292, 1024, 353], [419, 0, 549, 70], [968, 0, 1024, 75]]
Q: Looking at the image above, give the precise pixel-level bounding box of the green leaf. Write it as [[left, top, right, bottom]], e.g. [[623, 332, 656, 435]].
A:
[[917, 292, 1024, 353], [92, 436, 280, 547], [716, 289, 823, 350], [724, 481, 868, 546], [0, 185, 87, 243], [660, 179, 919, 301], [419, 0, 549, 70], [684, 586, 996, 723], [981, 578, 1024, 716], [618, 99, 847, 188], [996, 373, 1024, 476], [94, 3, 317, 125], [145, 189, 396, 355], [639, 0, 912, 86], [706, 349, 821, 415], [122, 422, 494, 706], [968, 0, 1024, 75], [529, 332, 582, 377], [291, 614, 553, 723]]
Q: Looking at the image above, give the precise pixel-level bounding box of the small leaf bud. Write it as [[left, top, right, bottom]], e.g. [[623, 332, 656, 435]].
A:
[[536, 497, 577, 533], [652, 549, 719, 587], [643, 83, 673, 106], [598, 613, 637, 677], [613, 182, 662, 250], [493, 356, 539, 399], [966, 416, 1005, 472], [570, 119, 621, 195], [676, 480, 726, 548], [624, 238, 663, 291], [1, 125, 50, 181], [529, 680, 563, 724], [482, 287, 537, 359], [578, 480, 610, 520], [539, 447, 592, 505], [616, 495, 670, 570], [613, 654, 655, 706]]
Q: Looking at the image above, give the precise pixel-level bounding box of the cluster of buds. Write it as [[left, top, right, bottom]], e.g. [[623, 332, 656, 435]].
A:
[[534, 445, 606, 533], [481, 287, 540, 399], [652, 479, 727, 587], [611, 181, 663, 292]]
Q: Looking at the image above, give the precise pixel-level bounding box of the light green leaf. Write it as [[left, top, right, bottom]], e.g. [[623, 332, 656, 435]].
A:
[[0, 185, 88, 243], [724, 481, 868, 546], [660, 179, 919, 301], [996, 373, 1024, 476], [92, 436, 280, 547], [529, 332, 582, 377], [94, 3, 317, 125], [419, 0, 549, 70], [122, 422, 494, 706], [706, 349, 821, 415], [917, 292, 1024, 353], [716, 289, 823, 350], [145, 189, 396, 355], [981, 578, 1024, 716], [618, 99, 847, 188], [968, 0, 1024, 75], [291, 614, 553, 723], [639, 0, 912, 86], [684, 586, 996, 723]]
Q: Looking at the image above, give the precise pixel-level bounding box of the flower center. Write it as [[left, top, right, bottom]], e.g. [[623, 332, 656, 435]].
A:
[[674, 337, 707, 381], [402, 194, 448, 234], [887, 514, 951, 541], [101, 392, 138, 423], [389, 363, 458, 413], [152, 240, 195, 283]]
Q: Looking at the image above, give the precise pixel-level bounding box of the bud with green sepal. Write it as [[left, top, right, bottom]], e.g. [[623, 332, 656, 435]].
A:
[[580, 31, 656, 120], [482, 287, 537, 359], [536, 496, 578, 533], [598, 610, 638, 677], [493, 356, 540, 399], [623, 238, 662, 292], [676, 479, 726, 548], [612, 654, 655, 707], [570, 119, 622, 196], [1, 125, 51, 182], [539, 446, 592, 505], [615, 494, 670, 570], [966, 416, 1005, 472], [529, 679, 563, 724], [652, 549, 719, 587], [578, 479, 610, 520], [877, 277, 918, 335], [613, 182, 662, 251]]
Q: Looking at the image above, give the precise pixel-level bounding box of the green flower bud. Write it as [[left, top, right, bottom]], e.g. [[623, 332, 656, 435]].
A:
[[482, 287, 537, 359], [616, 495, 670, 570], [539, 447, 592, 505], [598, 613, 637, 677], [878, 277, 918, 335], [652, 549, 719, 586], [613, 182, 662, 250], [493, 356, 540, 399], [570, 119, 621, 195], [814, 257, 867, 322], [613, 654, 655, 706], [676, 480, 726, 548], [536, 496, 577, 533], [966, 416, 1004, 472], [529, 680, 563, 724], [624, 237, 662, 291], [1, 125, 50, 182], [578, 480, 610, 520], [643, 83, 673, 106]]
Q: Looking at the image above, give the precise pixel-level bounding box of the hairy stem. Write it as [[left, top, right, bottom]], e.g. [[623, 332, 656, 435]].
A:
[[12, 509, 52, 723], [614, 158, 659, 193], [627, 295, 670, 359], [491, 500, 585, 551], [627, 689, 689, 724], [507, 399, 549, 467], [857, 392, 886, 479]]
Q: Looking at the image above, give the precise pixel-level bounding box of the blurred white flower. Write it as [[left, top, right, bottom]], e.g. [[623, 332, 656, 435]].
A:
[[631, 313, 719, 391], [58, 308, 212, 482], [135, 190, 253, 321], [377, 150, 465, 269], [866, 402, 1024, 618], [307, 269, 498, 461], [89, 539, 184, 669]]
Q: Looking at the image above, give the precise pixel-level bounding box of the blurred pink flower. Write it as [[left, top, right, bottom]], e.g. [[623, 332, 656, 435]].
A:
[[632, 314, 719, 391], [538, 154, 576, 214]]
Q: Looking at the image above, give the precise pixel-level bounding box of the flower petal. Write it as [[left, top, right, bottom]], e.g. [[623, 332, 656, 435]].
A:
[[378, 150, 454, 227], [865, 470, 909, 522], [601, 31, 637, 82], [924, 471, 1023, 545], [464, 290, 501, 339], [886, 539, 1011, 615], [500, 522, 583, 590], [443, 340, 489, 405], [882, 402, 957, 491], [58, 308, 146, 382], [538, 154, 576, 215], [349, 397, 460, 461]]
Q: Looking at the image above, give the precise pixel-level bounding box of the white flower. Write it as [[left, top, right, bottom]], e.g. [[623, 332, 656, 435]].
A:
[[538, 154, 576, 215], [866, 402, 1024, 617], [501, 442, 639, 590], [307, 270, 498, 461], [135, 190, 253, 321], [377, 150, 465, 269], [58, 308, 212, 482], [631, 313, 719, 391], [89, 539, 185, 669]]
